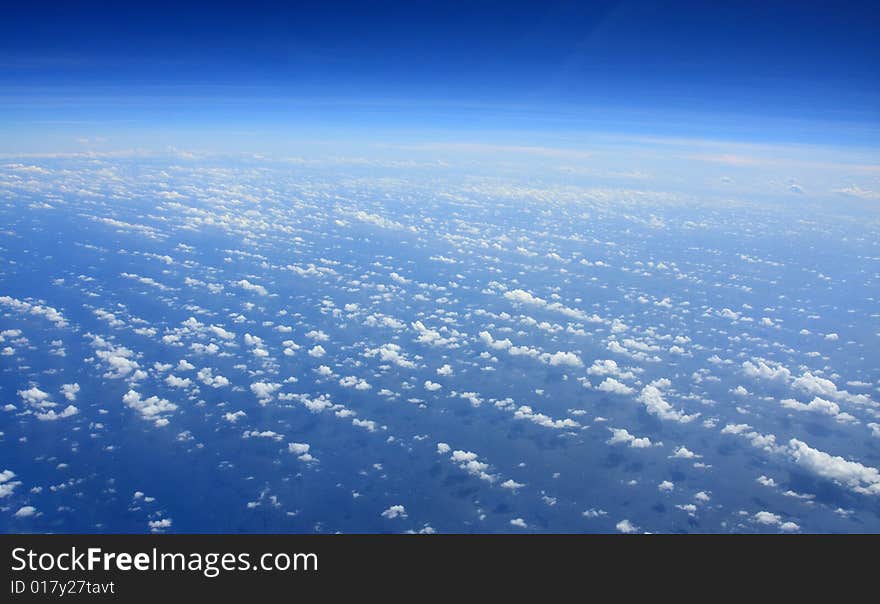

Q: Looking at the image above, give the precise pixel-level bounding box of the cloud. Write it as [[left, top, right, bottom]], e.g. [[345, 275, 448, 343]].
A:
[[340, 376, 372, 390], [19, 386, 53, 408], [165, 375, 192, 388], [742, 358, 791, 381], [669, 446, 701, 459], [0, 296, 68, 328], [148, 518, 172, 532], [287, 442, 316, 462], [381, 505, 407, 519], [223, 410, 247, 423], [781, 396, 856, 423], [197, 368, 230, 388], [597, 377, 635, 395], [35, 405, 79, 421], [607, 428, 654, 448], [352, 418, 379, 432], [832, 185, 880, 201], [0, 470, 22, 499], [363, 343, 415, 368], [236, 279, 268, 296], [122, 390, 177, 426], [788, 439, 880, 496], [449, 450, 495, 483], [636, 383, 699, 423], [250, 382, 281, 402], [753, 511, 799, 532], [14, 506, 37, 518], [209, 325, 236, 340], [587, 359, 636, 380], [514, 405, 579, 429], [60, 383, 80, 401], [243, 430, 283, 441]]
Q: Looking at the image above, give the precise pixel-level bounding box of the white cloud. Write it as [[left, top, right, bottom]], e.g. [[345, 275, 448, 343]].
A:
[[250, 382, 281, 402], [637, 383, 699, 423], [607, 428, 654, 448], [742, 358, 791, 381], [14, 506, 37, 518], [35, 405, 79, 421], [788, 439, 880, 495], [587, 359, 636, 380], [197, 368, 229, 388], [165, 375, 192, 388], [236, 279, 268, 296], [436, 364, 453, 376], [122, 390, 176, 426], [669, 446, 701, 459], [288, 442, 316, 462], [223, 411, 246, 423], [597, 377, 635, 395], [363, 343, 415, 368], [381, 504, 407, 519], [514, 405, 579, 429], [60, 383, 80, 401]]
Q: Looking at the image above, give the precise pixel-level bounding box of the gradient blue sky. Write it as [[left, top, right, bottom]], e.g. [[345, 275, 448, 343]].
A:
[[2, 1, 879, 153]]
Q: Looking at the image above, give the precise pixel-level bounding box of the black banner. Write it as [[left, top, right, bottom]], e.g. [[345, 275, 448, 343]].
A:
[[0, 534, 873, 600]]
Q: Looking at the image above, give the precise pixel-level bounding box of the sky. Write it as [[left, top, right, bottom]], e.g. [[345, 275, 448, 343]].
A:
[[1, 1, 879, 153], [2, 1, 880, 536]]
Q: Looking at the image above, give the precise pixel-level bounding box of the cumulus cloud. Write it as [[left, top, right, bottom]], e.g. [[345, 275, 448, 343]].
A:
[[753, 511, 799, 532], [587, 359, 636, 380], [122, 390, 177, 426], [607, 428, 654, 448], [781, 397, 856, 423], [236, 279, 268, 296], [597, 377, 635, 395], [14, 506, 37, 518], [669, 446, 701, 459], [35, 405, 79, 421], [19, 386, 53, 409], [788, 439, 880, 496], [514, 405, 579, 429], [223, 410, 247, 423], [449, 450, 495, 483], [60, 383, 80, 401], [165, 375, 192, 388], [363, 343, 415, 368], [636, 382, 699, 423], [742, 358, 791, 381], [250, 382, 281, 402], [381, 504, 407, 519]]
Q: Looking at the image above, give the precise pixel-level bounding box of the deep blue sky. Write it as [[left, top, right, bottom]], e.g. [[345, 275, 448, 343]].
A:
[[2, 1, 879, 150]]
